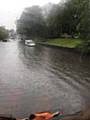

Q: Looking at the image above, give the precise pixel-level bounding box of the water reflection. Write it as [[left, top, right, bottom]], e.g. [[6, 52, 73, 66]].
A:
[[0, 41, 90, 117]]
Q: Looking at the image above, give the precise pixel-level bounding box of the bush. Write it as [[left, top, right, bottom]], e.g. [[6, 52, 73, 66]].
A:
[[76, 40, 90, 54], [0, 26, 9, 41]]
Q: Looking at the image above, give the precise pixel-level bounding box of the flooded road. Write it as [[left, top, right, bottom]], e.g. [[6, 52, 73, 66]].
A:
[[0, 41, 90, 117]]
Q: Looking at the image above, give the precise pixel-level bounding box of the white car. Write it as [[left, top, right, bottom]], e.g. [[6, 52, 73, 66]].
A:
[[25, 40, 36, 46]]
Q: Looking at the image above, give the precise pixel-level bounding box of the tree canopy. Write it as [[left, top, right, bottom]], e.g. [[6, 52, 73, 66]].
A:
[[17, 6, 46, 40], [16, 0, 90, 41]]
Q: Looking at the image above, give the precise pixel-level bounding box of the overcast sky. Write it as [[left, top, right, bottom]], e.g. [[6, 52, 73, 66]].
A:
[[0, 0, 62, 30]]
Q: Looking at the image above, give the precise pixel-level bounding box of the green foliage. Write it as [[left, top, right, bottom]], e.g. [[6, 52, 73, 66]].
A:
[[16, 0, 90, 44], [61, 0, 81, 36], [77, 0, 90, 40], [17, 6, 46, 40], [44, 0, 85, 38], [76, 40, 90, 54], [46, 4, 63, 38], [0, 26, 9, 40]]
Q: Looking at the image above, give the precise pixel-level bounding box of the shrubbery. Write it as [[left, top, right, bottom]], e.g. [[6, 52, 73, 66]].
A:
[[0, 26, 9, 41]]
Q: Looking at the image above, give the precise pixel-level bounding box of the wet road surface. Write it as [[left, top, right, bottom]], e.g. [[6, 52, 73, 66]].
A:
[[0, 41, 90, 117]]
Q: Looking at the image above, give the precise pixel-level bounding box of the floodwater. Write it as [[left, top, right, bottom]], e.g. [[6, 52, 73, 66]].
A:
[[0, 41, 90, 118]]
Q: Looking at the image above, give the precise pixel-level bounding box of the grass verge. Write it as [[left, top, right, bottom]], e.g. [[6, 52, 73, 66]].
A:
[[45, 38, 82, 48]]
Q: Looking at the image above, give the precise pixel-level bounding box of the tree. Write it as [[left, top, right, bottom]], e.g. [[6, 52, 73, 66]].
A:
[[77, 0, 90, 40], [75, 0, 90, 54], [17, 0, 90, 42], [0, 26, 9, 41], [45, 0, 82, 38], [46, 4, 64, 38], [17, 6, 46, 40], [60, 0, 82, 37]]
